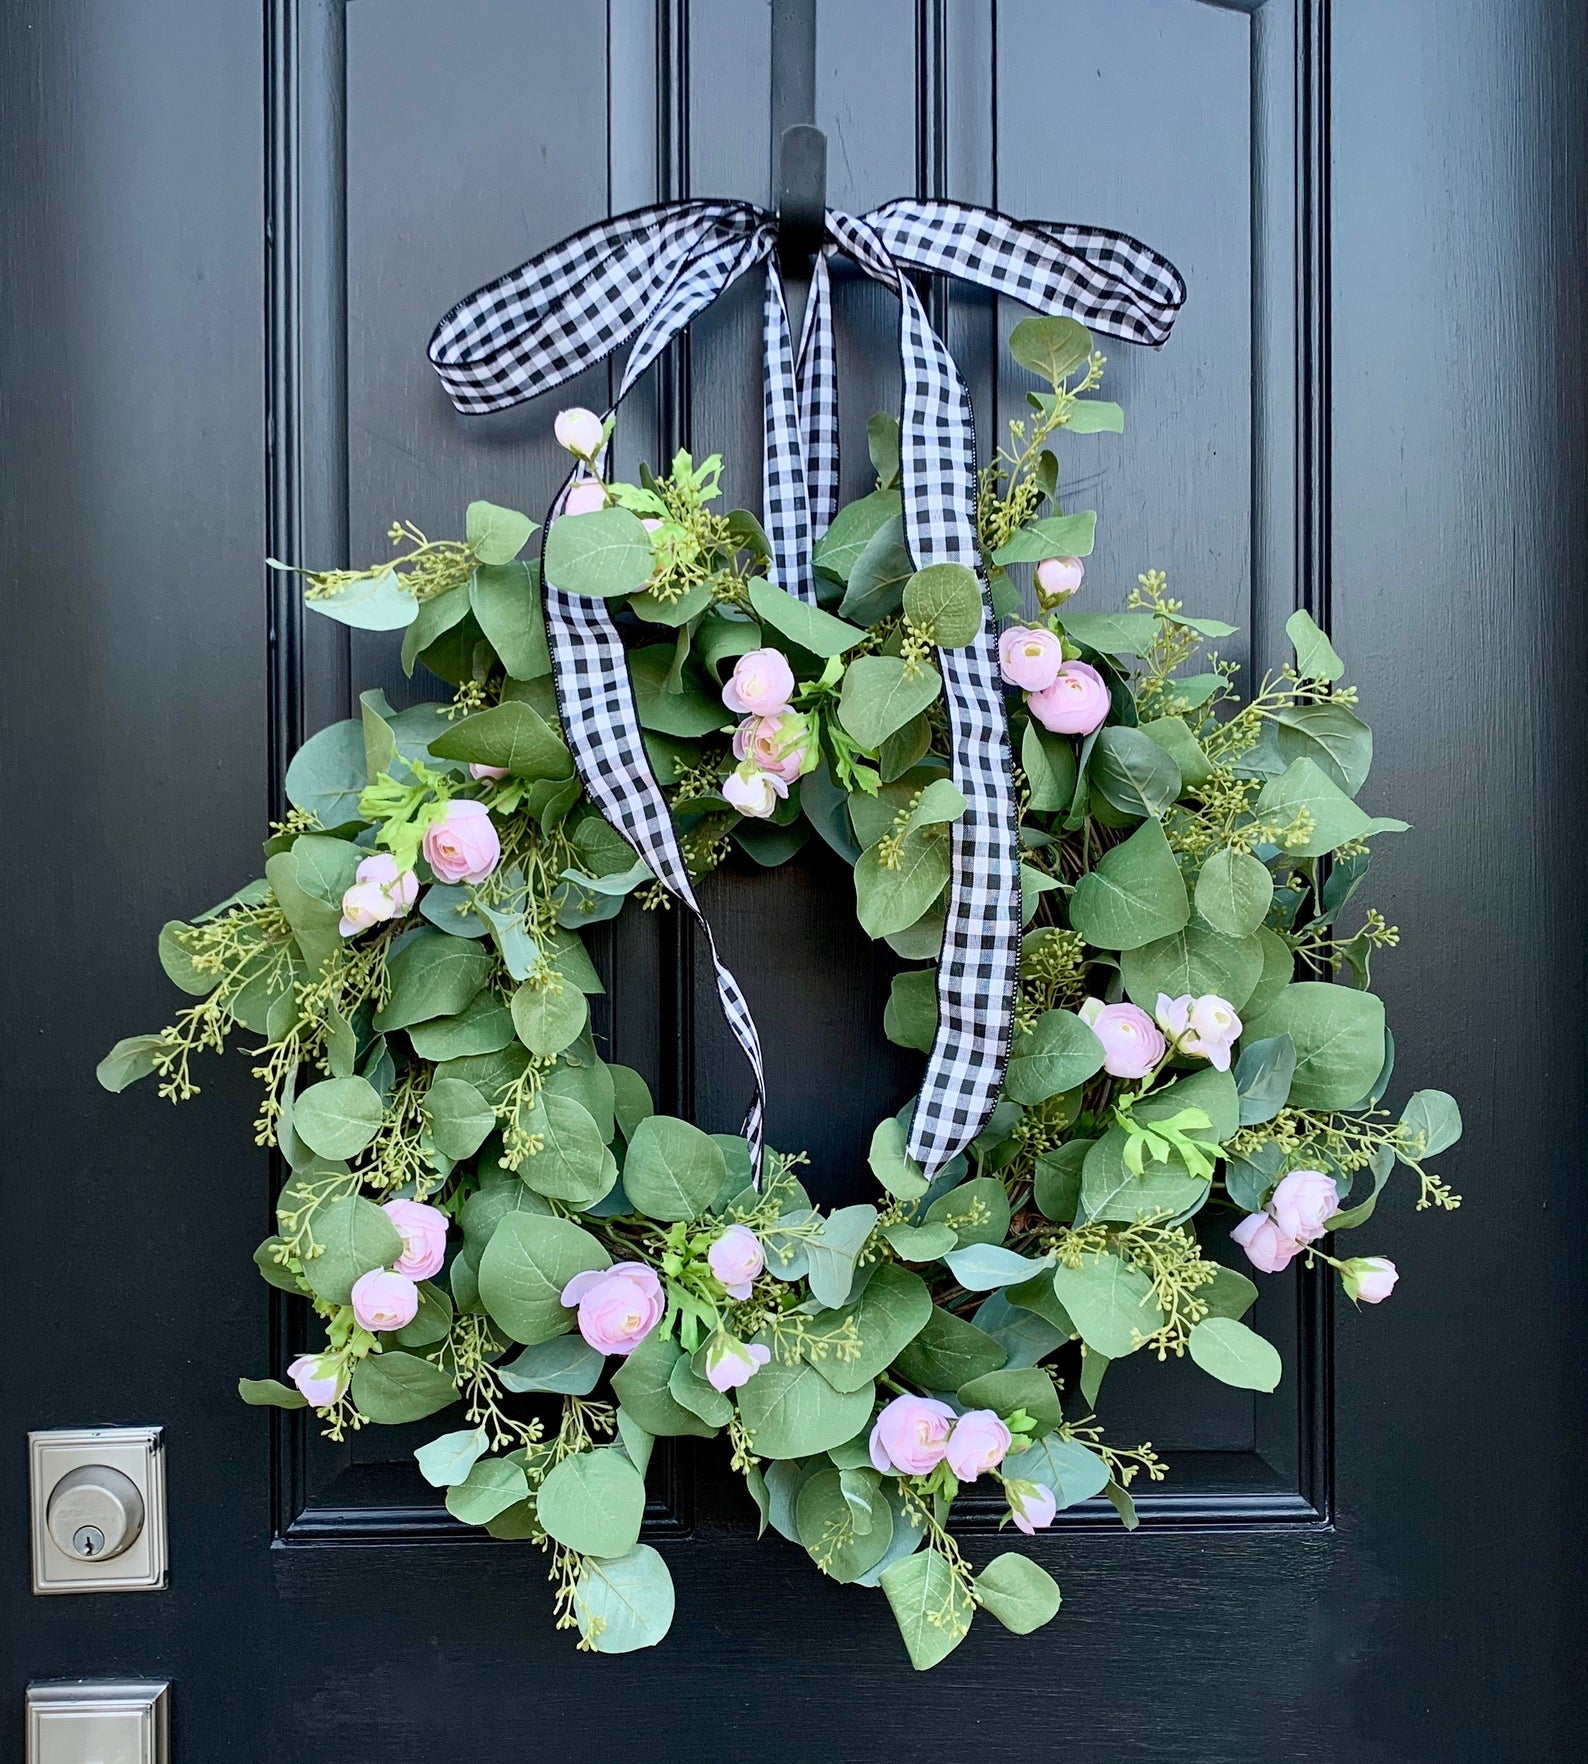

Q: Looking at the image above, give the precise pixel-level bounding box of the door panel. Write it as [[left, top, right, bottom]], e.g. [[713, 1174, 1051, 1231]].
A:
[[4, 2, 1585, 1759]]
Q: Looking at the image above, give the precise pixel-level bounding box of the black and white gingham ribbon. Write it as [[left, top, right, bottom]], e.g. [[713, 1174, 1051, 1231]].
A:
[[429, 199, 1184, 1179]]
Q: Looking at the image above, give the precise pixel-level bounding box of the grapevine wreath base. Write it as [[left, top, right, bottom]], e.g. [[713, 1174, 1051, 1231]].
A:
[[103, 319, 1459, 1666]]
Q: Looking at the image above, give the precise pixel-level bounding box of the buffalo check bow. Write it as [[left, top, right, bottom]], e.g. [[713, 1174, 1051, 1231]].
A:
[[429, 198, 1185, 1182]]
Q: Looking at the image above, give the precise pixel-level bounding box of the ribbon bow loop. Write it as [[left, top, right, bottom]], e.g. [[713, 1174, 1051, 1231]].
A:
[[429, 198, 1184, 1183]]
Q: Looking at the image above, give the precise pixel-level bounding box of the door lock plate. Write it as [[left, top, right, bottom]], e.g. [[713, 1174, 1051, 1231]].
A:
[[26, 1681, 170, 1764], [29, 1428, 167, 1595]]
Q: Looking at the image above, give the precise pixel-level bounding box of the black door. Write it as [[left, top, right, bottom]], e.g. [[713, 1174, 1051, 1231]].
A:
[[5, 2, 1585, 1759]]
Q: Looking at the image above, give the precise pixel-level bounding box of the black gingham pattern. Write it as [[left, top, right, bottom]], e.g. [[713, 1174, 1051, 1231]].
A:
[[428, 199, 1184, 1181]]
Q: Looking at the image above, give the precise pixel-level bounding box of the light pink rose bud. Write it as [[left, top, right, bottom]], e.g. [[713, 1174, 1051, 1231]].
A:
[[563, 480, 607, 517], [1268, 1170, 1340, 1246], [999, 624, 1065, 692], [1078, 997, 1167, 1079], [422, 799, 501, 885], [722, 765, 789, 819], [338, 879, 391, 939], [382, 1199, 448, 1280], [1155, 992, 1242, 1071], [560, 1262, 665, 1356], [722, 647, 796, 717], [553, 406, 605, 458], [350, 1268, 420, 1334], [642, 517, 664, 533], [945, 1409, 1013, 1482], [704, 1334, 772, 1392], [1341, 1255, 1398, 1304], [1035, 555, 1085, 606], [869, 1394, 956, 1476], [469, 763, 509, 782], [707, 1224, 765, 1299], [731, 712, 814, 784], [1027, 660, 1110, 735], [1004, 1477, 1058, 1535], [1230, 1210, 1301, 1275], [287, 1352, 347, 1407]]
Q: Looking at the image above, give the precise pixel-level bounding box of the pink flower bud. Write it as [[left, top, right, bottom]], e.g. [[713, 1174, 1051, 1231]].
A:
[[553, 406, 604, 458], [869, 1394, 956, 1476], [1004, 1477, 1058, 1535], [287, 1353, 347, 1407], [1027, 660, 1110, 735], [722, 765, 788, 819], [945, 1409, 1012, 1482], [350, 1269, 420, 1334], [422, 799, 501, 885], [562, 480, 607, 517], [722, 647, 796, 717], [706, 1224, 764, 1299], [1341, 1255, 1398, 1304], [337, 853, 419, 937], [382, 1199, 448, 1280], [1078, 997, 1167, 1079], [1035, 555, 1085, 606], [998, 624, 1065, 692], [731, 711, 815, 783], [1230, 1210, 1301, 1275], [1155, 992, 1242, 1071], [469, 763, 509, 781], [560, 1262, 665, 1356], [704, 1334, 771, 1392], [1268, 1170, 1340, 1246]]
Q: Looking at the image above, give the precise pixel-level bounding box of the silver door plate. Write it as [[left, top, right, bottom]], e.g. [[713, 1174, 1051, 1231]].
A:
[[29, 1428, 167, 1595], [26, 1682, 170, 1764]]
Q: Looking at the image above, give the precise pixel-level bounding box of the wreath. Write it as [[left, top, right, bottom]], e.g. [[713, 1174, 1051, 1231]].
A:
[[101, 291, 1461, 1667]]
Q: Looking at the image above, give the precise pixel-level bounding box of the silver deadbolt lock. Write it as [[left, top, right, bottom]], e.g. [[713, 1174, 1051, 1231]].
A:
[[46, 1464, 145, 1562], [30, 1426, 167, 1593]]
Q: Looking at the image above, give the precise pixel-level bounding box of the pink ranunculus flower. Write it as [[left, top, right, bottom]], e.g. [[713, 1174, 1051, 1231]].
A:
[[704, 1334, 772, 1393], [350, 1269, 420, 1334], [732, 711, 815, 784], [1341, 1256, 1399, 1304], [1034, 555, 1085, 606], [1027, 660, 1111, 736], [945, 1410, 1013, 1483], [287, 1352, 347, 1408], [1078, 997, 1167, 1080], [382, 1199, 448, 1280], [1268, 1170, 1340, 1247], [722, 647, 796, 717], [1230, 1210, 1302, 1275], [1155, 992, 1243, 1072], [553, 406, 604, 458], [562, 480, 607, 517], [999, 624, 1066, 692], [722, 765, 789, 819], [1004, 1477, 1058, 1536], [869, 1394, 956, 1477], [338, 880, 391, 939], [469, 763, 509, 782], [338, 853, 419, 938], [707, 1224, 764, 1300], [560, 1262, 665, 1357], [423, 799, 501, 885]]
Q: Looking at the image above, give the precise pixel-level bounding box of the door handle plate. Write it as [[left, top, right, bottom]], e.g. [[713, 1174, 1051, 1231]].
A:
[[26, 1682, 170, 1764]]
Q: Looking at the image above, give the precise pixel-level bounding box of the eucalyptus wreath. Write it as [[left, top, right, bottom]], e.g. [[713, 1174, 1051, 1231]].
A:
[[101, 320, 1460, 1667]]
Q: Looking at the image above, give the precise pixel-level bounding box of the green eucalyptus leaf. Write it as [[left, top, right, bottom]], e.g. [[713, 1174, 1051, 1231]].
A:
[[1003, 1009, 1106, 1105], [544, 506, 655, 599], [466, 499, 537, 565], [747, 575, 865, 657], [476, 1212, 609, 1345], [1069, 819, 1191, 950], [736, 1358, 876, 1460], [1195, 848, 1275, 938], [903, 563, 983, 648], [537, 1448, 647, 1558], [880, 1550, 972, 1671], [350, 1352, 458, 1424], [572, 1545, 676, 1653], [292, 1078, 384, 1160], [838, 655, 944, 751], [1188, 1316, 1282, 1391], [1242, 982, 1387, 1110], [622, 1115, 726, 1222], [974, 1552, 1063, 1635]]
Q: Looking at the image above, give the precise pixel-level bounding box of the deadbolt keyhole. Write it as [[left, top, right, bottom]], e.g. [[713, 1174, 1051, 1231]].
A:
[[72, 1525, 106, 1558]]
